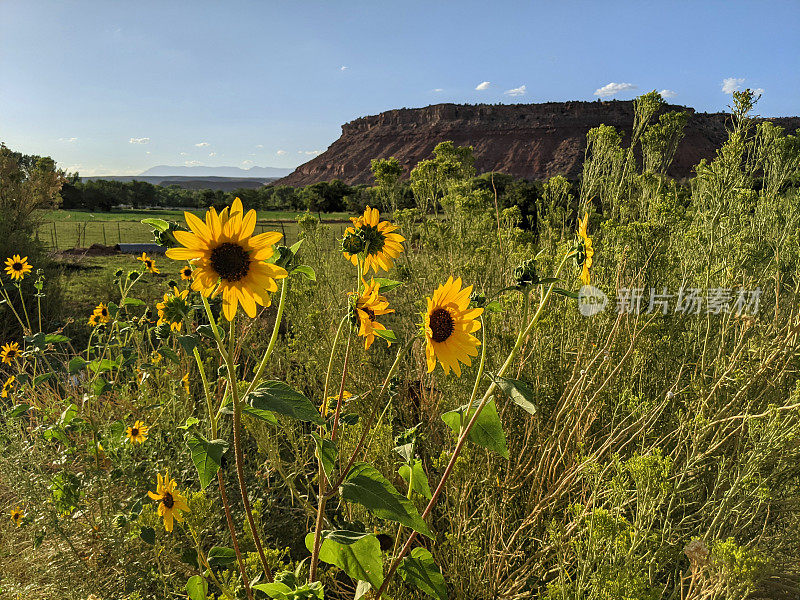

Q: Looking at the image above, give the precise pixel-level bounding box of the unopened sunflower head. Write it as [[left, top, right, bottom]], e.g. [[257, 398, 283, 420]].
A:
[[165, 198, 288, 321], [351, 279, 394, 350], [424, 277, 483, 376], [156, 286, 190, 332], [575, 212, 594, 286], [342, 206, 405, 274], [147, 472, 190, 532], [4, 255, 32, 281]]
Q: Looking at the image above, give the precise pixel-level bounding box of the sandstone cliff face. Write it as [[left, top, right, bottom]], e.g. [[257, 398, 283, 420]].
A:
[[276, 101, 800, 186]]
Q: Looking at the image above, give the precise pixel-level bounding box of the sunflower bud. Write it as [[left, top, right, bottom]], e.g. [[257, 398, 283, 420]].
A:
[[167, 279, 178, 289], [341, 229, 367, 255], [273, 245, 295, 270], [513, 259, 539, 289], [114, 269, 124, 278], [470, 291, 487, 308], [128, 271, 141, 282], [113, 514, 128, 528]]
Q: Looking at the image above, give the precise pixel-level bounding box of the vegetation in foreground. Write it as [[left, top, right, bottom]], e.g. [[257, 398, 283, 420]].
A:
[[1, 90, 800, 600]]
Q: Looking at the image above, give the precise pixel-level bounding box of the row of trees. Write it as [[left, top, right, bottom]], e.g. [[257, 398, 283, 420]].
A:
[[59, 144, 546, 229]]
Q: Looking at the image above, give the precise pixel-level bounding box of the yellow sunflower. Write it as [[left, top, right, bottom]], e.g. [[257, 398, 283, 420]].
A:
[[424, 277, 483, 376], [10, 506, 24, 527], [353, 279, 394, 350], [92, 302, 111, 325], [181, 373, 190, 394], [87, 313, 99, 327], [322, 390, 352, 417], [342, 206, 405, 273], [4, 255, 32, 281], [147, 472, 190, 532], [1, 375, 15, 398], [137, 252, 160, 274], [1, 342, 20, 364], [180, 265, 193, 280], [156, 286, 190, 331], [126, 420, 150, 444], [576, 212, 594, 286], [165, 198, 288, 321]]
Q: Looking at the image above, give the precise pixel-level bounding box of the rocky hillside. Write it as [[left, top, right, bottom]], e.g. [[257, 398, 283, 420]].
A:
[[277, 101, 800, 186]]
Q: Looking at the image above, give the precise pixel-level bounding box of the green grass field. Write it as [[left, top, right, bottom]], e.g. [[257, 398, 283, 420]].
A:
[[38, 209, 351, 250]]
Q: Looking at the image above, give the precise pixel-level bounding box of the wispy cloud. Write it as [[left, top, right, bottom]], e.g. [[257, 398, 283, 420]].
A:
[[242, 160, 254, 166], [129, 137, 150, 144], [256, 144, 264, 149], [184, 160, 201, 166], [276, 150, 287, 155], [340, 65, 348, 71], [594, 82, 637, 98], [504, 85, 526, 97], [475, 81, 490, 91], [58, 137, 77, 143], [194, 141, 210, 148], [298, 150, 322, 156], [659, 89, 677, 98], [721, 77, 745, 94], [179, 152, 187, 156], [433, 88, 444, 93], [753, 87, 765, 95], [209, 152, 216, 157]]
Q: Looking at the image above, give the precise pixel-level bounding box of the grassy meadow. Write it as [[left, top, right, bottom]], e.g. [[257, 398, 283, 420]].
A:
[[2, 91, 800, 600]]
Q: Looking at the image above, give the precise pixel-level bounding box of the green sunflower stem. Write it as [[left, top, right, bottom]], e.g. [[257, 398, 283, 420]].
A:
[[188, 523, 240, 600], [224, 315, 274, 584], [374, 254, 569, 600], [244, 276, 288, 398], [463, 314, 488, 428], [310, 331, 353, 582]]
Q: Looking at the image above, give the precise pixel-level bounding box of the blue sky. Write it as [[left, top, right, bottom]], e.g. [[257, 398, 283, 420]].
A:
[[1, 0, 797, 175]]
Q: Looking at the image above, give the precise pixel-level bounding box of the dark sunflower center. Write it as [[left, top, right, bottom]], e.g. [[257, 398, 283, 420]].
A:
[[101, 308, 108, 317], [361, 225, 386, 256], [183, 268, 192, 276], [210, 243, 251, 282], [7, 350, 16, 358], [12, 262, 22, 271], [162, 491, 174, 509], [145, 260, 153, 268], [430, 308, 455, 343], [130, 428, 139, 437], [364, 307, 376, 321]]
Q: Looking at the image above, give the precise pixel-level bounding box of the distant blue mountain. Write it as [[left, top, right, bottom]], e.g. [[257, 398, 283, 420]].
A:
[[140, 165, 293, 177]]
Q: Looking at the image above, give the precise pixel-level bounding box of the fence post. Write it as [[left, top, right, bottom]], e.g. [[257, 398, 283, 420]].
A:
[[118, 222, 122, 244], [102, 223, 107, 245], [53, 222, 59, 250]]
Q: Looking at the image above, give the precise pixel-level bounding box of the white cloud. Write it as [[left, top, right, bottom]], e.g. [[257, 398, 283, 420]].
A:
[[276, 150, 287, 155], [256, 144, 264, 149], [242, 159, 254, 166], [58, 137, 77, 143], [129, 137, 150, 144], [433, 88, 444, 93], [340, 65, 348, 71], [594, 82, 637, 98], [209, 152, 216, 157], [504, 85, 526, 97], [184, 160, 201, 166], [659, 89, 677, 98], [753, 87, 765, 95], [298, 150, 322, 156], [475, 81, 490, 91], [721, 77, 745, 94], [179, 152, 188, 156], [195, 141, 210, 148], [145, 151, 151, 155]]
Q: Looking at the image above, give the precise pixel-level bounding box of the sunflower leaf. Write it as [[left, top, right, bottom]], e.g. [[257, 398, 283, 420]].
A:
[[246, 381, 325, 425], [441, 397, 509, 459], [158, 347, 181, 365], [488, 374, 538, 416], [141, 218, 170, 232], [68, 356, 87, 374], [373, 328, 397, 343], [186, 575, 207, 600], [178, 335, 199, 354], [340, 462, 433, 538], [399, 547, 448, 600], [553, 287, 579, 300], [399, 459, 433, 499], [304, 530, 384, 588], [186, 432, 229, 489], [207, 546, 236, 569], [292, 265, 316, 281], [372, 278, 404, 293], [311, 432, 337, 480]]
